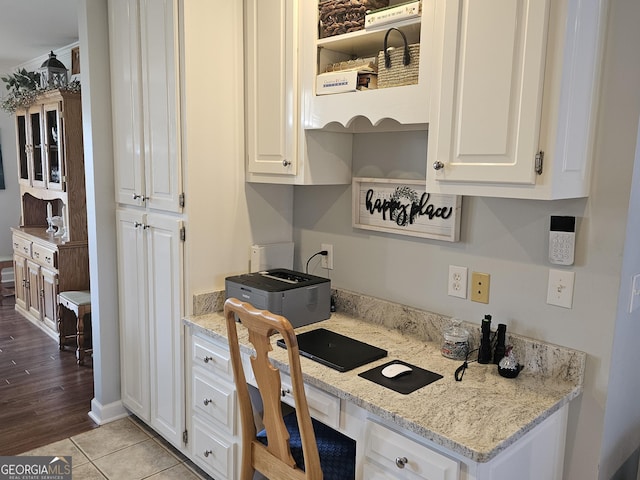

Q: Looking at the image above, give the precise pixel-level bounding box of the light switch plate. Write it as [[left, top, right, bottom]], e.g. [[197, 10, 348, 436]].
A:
[[546, 269, 575, 309]]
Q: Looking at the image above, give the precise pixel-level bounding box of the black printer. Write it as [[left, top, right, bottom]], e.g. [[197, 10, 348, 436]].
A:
[[225, 269, 331, 328]]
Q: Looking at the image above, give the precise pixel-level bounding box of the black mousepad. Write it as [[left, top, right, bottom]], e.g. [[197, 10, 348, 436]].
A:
[[358, 360, 443, 395]]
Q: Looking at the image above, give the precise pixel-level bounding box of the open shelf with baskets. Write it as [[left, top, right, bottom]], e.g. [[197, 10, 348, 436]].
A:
[[306, 1, 432, 130]]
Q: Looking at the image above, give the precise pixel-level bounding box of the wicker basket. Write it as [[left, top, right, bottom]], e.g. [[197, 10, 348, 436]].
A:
[[377, 28, 419, 88], [319, 0, 389, 38]]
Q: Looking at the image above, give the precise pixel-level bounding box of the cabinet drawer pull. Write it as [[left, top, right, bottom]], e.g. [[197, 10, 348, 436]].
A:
[[203, 356, 214, 364], [395, 456, 408, 469], [132, 193, 148, 201], [23, 246, 29, 254], [433, 161, 444, 171], [204, 450, 213, 458], [281, 388, 291, 398], [282, 159, 291, 167], [203, 398, 213, 406], [34, 251, 40, 259], [45, 256, 52, 264]]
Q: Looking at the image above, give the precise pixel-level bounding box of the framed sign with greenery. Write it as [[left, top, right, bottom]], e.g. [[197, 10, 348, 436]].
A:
[[352, 177, 461, 242]]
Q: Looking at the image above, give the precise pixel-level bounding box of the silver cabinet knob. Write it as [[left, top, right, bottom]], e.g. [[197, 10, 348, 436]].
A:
[[204, 450, 213, 457], [203, 398, 213, 406], [281, 388, 291, 397], [203, 356, 213, 364], [395, 456, 408, 469], [282, 159, 291, 167], [433, 161, 444, 170]]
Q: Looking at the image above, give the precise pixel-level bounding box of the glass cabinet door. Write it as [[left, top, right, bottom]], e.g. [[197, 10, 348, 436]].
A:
[[29, 107, 45, 188], [15, 112, 30, 186], [44, 103, 64, 190]]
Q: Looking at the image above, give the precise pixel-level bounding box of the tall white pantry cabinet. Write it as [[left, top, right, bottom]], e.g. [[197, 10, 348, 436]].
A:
[[108, 0, 185, 449]]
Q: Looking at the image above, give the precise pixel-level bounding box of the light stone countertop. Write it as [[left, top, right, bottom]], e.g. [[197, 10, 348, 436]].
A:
[[184, 305, 584, 463]]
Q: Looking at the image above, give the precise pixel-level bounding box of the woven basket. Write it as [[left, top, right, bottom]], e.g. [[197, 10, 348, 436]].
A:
[[377, 28, 420, 88], [319, 0, 389, 38]]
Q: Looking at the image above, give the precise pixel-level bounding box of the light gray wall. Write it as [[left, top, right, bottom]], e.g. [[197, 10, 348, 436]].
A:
[[292, 1, 640, 478], [0, 98, 20, 269]]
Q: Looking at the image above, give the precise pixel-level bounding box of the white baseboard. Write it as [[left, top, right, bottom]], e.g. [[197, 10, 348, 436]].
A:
[[88, 398, 129, 425]]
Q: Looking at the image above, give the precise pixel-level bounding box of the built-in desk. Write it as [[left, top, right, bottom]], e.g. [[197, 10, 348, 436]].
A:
[[184, 305, 584, 480]]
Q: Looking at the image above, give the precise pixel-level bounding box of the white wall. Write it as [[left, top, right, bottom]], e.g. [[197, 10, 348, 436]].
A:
[[292, 1, 640, 478], [0, 97, 20, 269]]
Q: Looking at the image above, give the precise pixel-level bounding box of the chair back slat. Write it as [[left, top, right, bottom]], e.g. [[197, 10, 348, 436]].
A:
[[224, 298, 323, 480]]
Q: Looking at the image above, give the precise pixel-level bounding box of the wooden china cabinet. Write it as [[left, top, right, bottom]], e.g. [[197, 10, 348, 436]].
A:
[[11, 89, 89, 338]]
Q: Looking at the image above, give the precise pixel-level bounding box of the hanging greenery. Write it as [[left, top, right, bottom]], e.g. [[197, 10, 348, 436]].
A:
[[0, 68, 81, 113]]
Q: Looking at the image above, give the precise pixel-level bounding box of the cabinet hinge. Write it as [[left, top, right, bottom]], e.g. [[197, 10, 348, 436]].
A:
[[535, 151, 544, 175], [182, 429, 188, 445], [180, 226, 186, 242], [179, 193, 185, 208]]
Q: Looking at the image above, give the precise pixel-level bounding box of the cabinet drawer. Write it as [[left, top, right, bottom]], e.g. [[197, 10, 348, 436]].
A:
[[32, 244, 57, 269], [192, 418, 236, 480], [280, 372, 340, 430], [364, 420, 459, 480], [13, 236, 31, 257], [192, 333, 233, 379], [192, 372, 236, 433]]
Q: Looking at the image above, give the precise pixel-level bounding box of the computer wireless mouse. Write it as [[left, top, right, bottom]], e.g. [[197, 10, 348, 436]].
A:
[[381, 363, 413, 378]]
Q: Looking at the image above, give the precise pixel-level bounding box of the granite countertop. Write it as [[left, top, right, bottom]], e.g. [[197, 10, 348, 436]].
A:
[[184, 298, 584, 464]]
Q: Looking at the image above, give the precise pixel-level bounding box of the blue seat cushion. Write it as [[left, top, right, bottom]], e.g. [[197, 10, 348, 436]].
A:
[[257, 412, 355, 480]]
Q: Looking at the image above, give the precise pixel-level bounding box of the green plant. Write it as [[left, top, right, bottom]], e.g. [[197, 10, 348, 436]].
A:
[[1, 68, 40, 93], [1, 69, 41, 113]]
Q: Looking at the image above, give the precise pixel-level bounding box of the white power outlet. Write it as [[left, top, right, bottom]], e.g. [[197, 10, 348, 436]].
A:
[[448, 265, 468, 299], [321, 244, 333, 270], [546, 269, 575, 309]]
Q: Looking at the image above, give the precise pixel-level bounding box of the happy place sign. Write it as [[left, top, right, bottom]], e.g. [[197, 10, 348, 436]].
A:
[[352, 178, 461, 242]]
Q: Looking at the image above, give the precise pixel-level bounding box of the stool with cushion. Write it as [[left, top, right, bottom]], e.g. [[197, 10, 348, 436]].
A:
[[224, 297, 355, 480], [57, 290, 92, 365]]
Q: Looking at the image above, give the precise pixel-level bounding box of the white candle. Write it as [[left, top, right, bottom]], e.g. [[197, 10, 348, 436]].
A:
[[46, 202, 53, 220]]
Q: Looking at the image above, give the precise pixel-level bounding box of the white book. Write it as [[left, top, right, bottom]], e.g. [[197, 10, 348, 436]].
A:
[[365, 1, 421, 29]]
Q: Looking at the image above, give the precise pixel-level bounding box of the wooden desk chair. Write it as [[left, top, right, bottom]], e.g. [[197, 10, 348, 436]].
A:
[[224, 298, 355, 480]]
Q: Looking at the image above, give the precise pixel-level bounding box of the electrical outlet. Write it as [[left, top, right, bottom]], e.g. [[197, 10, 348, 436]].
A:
[[546, 269, 575, 309], [471, 272, 490, 304], [448, 265, 468, 299], [321, 243, 333, 270]]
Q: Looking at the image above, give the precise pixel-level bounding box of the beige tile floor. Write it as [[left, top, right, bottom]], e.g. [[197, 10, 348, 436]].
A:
[[19, 416, 213, 480]]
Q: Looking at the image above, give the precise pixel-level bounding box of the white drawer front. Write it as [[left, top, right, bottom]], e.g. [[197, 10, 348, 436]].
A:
[[280, 372, 340, 429], [192, 418, 236, 480], [193, 372, 236, 433], [192, 334, 233, 379], [364, 420, 460, 480], [32, 244, 57, 269]]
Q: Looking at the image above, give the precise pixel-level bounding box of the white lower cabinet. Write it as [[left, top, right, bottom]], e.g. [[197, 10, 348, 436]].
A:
[[363, 419, 460, 480], [116, 208, 184, 448], [186, 331, 239, 480]]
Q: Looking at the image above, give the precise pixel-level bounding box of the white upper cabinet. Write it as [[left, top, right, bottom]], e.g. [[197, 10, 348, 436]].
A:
[[245, 0, 353, 184], [110, 0, 183, 211], [245, 0, 296, 176], [427, 0, 606, 199], [308, 0, 435, 129]]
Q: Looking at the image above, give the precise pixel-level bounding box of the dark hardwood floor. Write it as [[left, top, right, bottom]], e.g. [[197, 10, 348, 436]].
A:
[[0, 296, 97, 455]]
